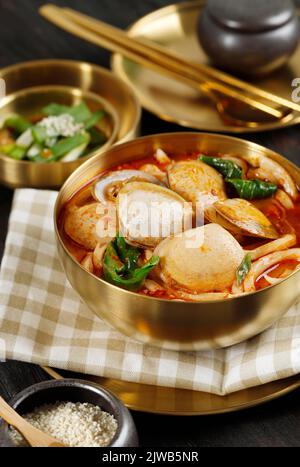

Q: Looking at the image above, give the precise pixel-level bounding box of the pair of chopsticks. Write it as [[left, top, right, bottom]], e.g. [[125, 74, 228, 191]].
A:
[[39, 4, 300, 121]]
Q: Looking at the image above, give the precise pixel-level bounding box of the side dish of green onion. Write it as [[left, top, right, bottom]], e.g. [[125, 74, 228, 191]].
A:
[[0, 101, 107, 163]]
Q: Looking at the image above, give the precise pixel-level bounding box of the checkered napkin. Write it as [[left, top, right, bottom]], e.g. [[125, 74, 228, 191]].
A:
[[1, 189, 300, 395]]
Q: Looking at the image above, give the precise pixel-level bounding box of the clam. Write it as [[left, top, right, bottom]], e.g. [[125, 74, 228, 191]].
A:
[[167, 160, 227, 209], [213, 198, 279, 239], [153, 224, 245, 293], [205, 205, 242, 236], [117, 181, 193, 248], [64, 202, 116, 250], [93, 169, 164, 204]]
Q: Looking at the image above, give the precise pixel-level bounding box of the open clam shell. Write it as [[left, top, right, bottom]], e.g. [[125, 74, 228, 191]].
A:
[[93, 169, 164, 204], [205, 205, 242, 236], [117, 181, 193, 249], [214, 198, 279, 239]]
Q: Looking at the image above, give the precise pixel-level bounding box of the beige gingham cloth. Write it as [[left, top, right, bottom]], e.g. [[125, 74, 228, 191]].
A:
[[1, 189, 300, 395]]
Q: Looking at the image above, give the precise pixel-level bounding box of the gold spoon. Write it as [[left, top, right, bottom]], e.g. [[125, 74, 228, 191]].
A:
[[39, 4, 296, 128], [0, 395, 65, 447]]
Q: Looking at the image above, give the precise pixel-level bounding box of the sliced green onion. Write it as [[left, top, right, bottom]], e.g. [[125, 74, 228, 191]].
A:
[[84, 109, 106, 130], [45, 137, 57, 148], [6, 145, 27, 160], [42, 102, 92, 123], [61, 141, 89, 162], [50, 132, 90, 161], [0, 144, 15, 155], [27, 143, 42, 159], [16, 128, 33, 148], [3, 102, 107, 164], [4, 115, 32, 134], [88, 127, 107, 146], [32, 125, 47, 144]]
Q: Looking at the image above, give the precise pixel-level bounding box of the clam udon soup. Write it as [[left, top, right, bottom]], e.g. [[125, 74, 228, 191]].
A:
[[59, 148, 300, 301]]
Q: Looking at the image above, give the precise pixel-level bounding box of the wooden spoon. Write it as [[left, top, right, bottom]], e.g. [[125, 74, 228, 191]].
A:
[[0, 395, 65, 447]]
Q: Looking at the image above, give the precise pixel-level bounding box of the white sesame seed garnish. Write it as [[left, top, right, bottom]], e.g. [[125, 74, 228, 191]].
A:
[[39, 114, 84, 138]]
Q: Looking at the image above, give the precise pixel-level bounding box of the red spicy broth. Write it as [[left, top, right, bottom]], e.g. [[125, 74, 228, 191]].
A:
[[58, 151, 300, 298]]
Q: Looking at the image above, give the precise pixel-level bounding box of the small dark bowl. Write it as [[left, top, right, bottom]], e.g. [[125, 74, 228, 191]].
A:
[[0, 379, 139, 447]]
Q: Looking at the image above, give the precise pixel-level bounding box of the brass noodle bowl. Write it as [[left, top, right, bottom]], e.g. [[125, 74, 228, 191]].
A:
[[0, 60, 141, 189], [55, 133, 300, 351]]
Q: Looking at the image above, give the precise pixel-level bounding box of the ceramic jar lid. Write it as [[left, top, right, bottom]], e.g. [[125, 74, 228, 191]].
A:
[[206, 0, 296, 32]]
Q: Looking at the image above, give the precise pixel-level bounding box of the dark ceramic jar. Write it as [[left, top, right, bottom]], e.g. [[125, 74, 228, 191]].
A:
[[197, 0, 300, 76]]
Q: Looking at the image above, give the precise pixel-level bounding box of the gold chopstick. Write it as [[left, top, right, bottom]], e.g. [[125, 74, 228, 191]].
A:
[[39, 4, 298, 119], [61, 6, 300, 115]]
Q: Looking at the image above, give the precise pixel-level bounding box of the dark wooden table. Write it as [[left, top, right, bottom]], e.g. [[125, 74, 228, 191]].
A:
[[1, 0, 300, 447]]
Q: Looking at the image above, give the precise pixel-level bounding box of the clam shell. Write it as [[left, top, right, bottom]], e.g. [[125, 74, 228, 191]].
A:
[[93, 169, 163, 204], [117, 181, 193, 248], [214, 198, 279, 239]]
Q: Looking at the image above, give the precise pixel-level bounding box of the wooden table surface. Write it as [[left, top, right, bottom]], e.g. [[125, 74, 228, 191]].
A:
[[1, 0, 300, 447]]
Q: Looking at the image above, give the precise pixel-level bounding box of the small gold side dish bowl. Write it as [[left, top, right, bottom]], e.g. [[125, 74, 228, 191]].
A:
[[54, 133, 300, 351], [0, 85, 119, 189], [0, 59, 141, 189]]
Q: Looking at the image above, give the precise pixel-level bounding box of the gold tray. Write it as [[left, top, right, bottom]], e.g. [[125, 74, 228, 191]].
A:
[[112, 0, 300, 133], [45, 367, 300, 415]]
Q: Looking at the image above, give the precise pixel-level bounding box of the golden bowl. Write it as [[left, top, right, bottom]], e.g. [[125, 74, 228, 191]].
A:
[[0, 59, 141, 189], [0, 85, 119, 188], [54, 132, 300, 351]]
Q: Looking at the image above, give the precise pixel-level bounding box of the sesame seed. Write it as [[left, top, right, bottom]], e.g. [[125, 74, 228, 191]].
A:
[[10, 401, 118, 447], [39, 114, 84, 138]]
